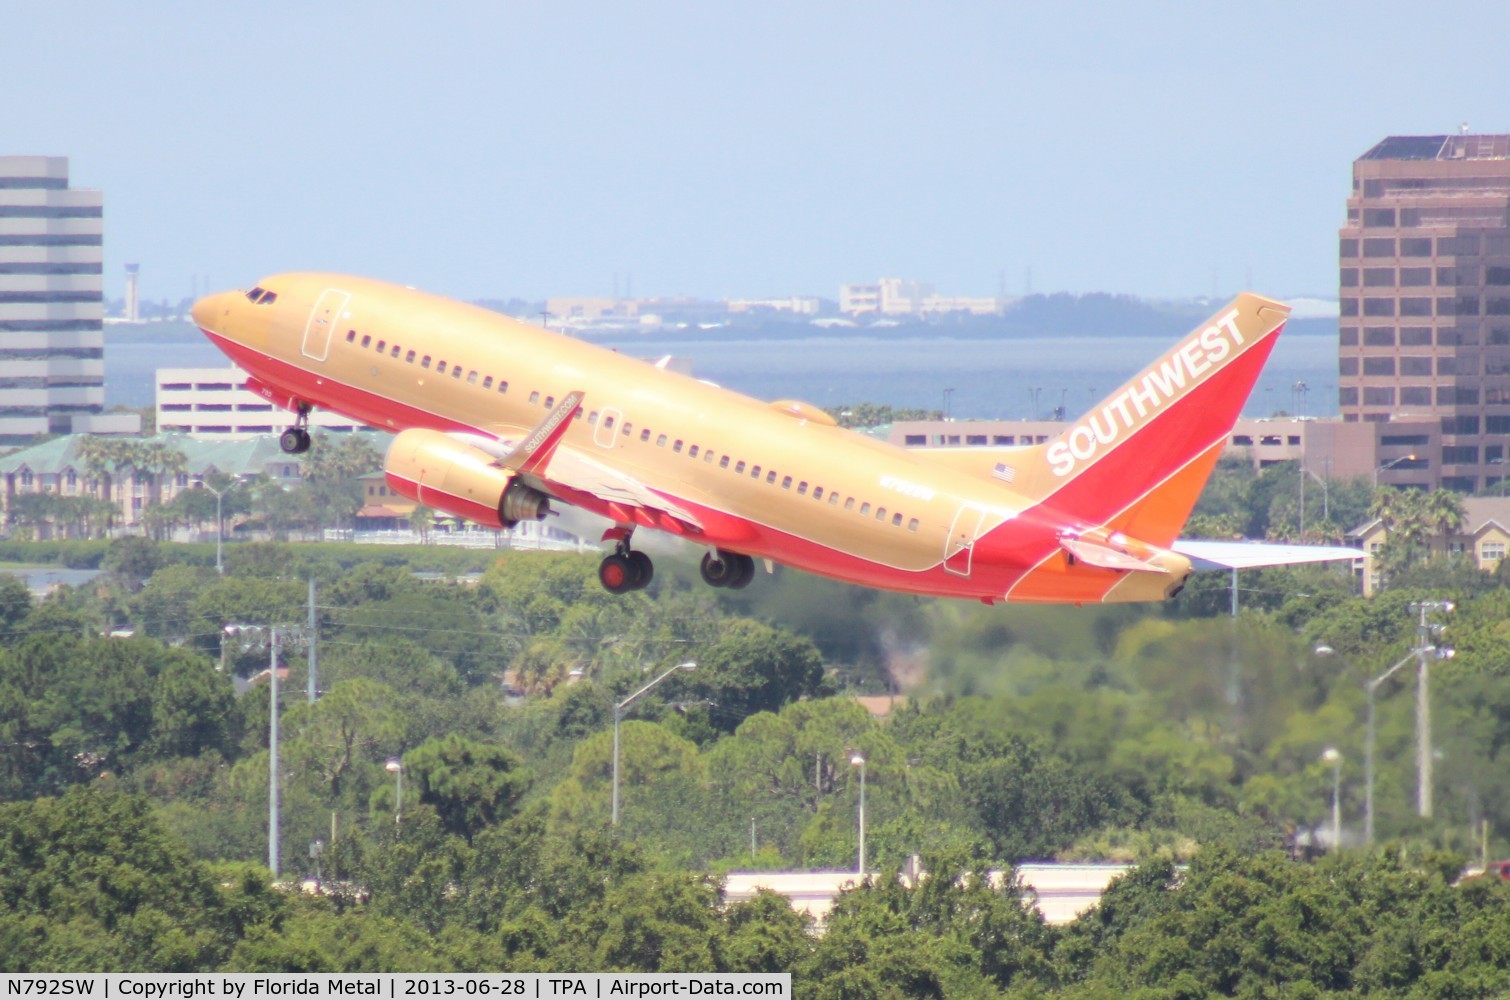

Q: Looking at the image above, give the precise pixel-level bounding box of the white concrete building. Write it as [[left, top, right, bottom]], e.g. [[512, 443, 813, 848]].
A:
[[841, 278, 935, 315], [841, 278, 1007, 317], [0, 156, 139, 444], [156, 366, 369, 437]]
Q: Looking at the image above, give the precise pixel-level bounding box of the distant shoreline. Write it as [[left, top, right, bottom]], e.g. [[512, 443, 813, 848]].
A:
[[110, 314, 1338, 346]]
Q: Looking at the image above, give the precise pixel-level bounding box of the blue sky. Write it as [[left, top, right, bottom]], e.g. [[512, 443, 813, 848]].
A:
[[8, 1, 1510, 304]]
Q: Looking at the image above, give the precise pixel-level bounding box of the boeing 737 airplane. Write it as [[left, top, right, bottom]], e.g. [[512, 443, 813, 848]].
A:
[[191, 276, 1356, 603]]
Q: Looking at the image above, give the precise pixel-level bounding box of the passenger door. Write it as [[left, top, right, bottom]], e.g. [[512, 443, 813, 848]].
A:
[[301, 288, 350, 362]]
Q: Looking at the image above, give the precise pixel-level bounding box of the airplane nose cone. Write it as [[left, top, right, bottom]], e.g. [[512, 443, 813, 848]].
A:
[[191, 291, 227, 331]]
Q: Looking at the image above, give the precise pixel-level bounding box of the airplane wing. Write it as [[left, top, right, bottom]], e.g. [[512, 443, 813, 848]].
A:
[[1172, 540, 1363, 571], [451, 427, 707, 536]]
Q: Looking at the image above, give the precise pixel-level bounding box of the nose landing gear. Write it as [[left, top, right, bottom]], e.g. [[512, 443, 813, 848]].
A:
[[279, 405, 313, 455]]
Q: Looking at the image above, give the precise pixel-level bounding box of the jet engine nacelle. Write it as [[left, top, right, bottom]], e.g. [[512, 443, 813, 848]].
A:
[[384, 428, 550, 529]]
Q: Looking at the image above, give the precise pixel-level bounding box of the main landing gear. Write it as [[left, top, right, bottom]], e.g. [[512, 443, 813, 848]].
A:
[[596, 531, 756, 595], [700, 549, 755, 590], [599, 536, 654, 595], [279, 405, 313, 455]]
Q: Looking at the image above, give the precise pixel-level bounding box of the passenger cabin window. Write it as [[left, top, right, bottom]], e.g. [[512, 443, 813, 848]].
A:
[[406, 350, 416, 363], [346, 331, 356, 343], [391, 345, 400, 357], [452, 366, 463, 379], [813, 487, 823, 500], [361, 335, 371, 348], [603, 415, 615, 429], [876, 507, 887, 521], [529, 391, 540, 404], [622, 423, 633, 436], [498, 381, 508, 393], [766, 471, 776, 484], [735, 460, 746, 473], [689, 445, 699, 457], [436, 361, 447, 374], [640, 429, 651, 442], [421, 355, 432, 368], [544, 396, 555, 408], [467, 371, 478, 384], [908, 518, 919, 531], [720, 456, 730, 468], [656, 434, 668, 447], [376, 340, 386, 352], [830, 493, 840, 506], [484, 376, 494, 388], [673, 439, 683, 452], [797, 481, 808, 495], [892, 513, 903, 527], [750, 465, 760, 478], [782, 476, 793, 489]]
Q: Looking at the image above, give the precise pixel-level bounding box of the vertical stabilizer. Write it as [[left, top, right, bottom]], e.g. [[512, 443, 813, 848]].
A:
[[1002, 294, 1289, 546]]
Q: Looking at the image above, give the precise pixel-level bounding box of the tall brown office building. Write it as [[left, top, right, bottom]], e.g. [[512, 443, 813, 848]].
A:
[[1340, 134, 1510, 492]]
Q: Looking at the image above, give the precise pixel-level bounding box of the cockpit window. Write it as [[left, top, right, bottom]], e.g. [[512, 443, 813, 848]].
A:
[[259, 291, 277, 305], [245, 287, 265, 302], [244, 287, 277, 305]]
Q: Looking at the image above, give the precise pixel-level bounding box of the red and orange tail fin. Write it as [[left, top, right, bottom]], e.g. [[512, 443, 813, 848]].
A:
[[1005, 294, 1289, 546]]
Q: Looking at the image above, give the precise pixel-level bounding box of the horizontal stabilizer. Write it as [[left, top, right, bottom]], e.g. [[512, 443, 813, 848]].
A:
[[1060, 536, 1169, 573], [1172, 540, 1362, 571]]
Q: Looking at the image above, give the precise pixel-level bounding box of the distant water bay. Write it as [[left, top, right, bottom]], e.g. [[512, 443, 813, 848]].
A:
[[106, 330, 1338, 420]]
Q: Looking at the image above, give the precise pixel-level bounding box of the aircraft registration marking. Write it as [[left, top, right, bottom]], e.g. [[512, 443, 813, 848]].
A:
[[879, 475, 935, 501]]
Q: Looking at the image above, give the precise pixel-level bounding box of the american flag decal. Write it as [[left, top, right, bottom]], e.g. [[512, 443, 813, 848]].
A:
[[993, 463, 1016, 483]]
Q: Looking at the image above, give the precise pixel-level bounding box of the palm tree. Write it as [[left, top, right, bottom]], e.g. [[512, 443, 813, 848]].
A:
[[1423, 488, 1468, 542], [407, 505, 435, 544], [137, 439, 188, 510], [74, 435, 131, 527]]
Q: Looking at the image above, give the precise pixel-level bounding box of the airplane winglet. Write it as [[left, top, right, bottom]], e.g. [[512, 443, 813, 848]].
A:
[[502, 390, 584, 476]]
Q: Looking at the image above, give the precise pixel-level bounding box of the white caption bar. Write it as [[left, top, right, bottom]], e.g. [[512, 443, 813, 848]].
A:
[[0, 976, 790, 1000]]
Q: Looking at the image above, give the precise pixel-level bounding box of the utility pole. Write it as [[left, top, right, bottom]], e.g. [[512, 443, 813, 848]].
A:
[[269, 630, 280, 875], [307, 577, 318, 703], [225, 623, 310, 876]]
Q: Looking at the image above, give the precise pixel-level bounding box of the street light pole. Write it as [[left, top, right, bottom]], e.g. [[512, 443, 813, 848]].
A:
[[1372, 454, 1417, 487], [1365, 651, 1415, 844], [851, 752, 866, 875], [612, 661, 697, 827], [1410, 600, 1454, 820], [202, 481, 226, 576], [385, 758, 403, 825], [1320, 746, 1342, 850]]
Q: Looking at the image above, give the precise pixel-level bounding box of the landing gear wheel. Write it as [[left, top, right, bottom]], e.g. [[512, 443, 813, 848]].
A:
[[626, 550, 654, 590], [701, 550, 755, 589], [726, 554, 756, 590], [279, 427, 312, 454], [599, 553, 639, 595], [700, 551, 735, 587]]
